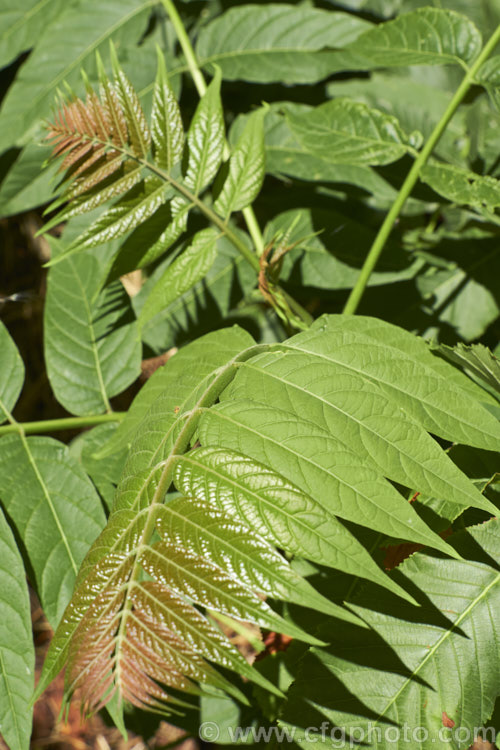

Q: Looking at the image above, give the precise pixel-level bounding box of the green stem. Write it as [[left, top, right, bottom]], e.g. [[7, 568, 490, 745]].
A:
[[160, 0, 265, 256], [342, 24, 500, 316], [0, 412, 125, 436], [138, 155, 261, 271]]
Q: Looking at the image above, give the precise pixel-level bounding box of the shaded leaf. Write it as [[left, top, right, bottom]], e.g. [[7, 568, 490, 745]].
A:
[[0, 321, 24, 423], [69, 422, 128, 512], [0, 0, 68, 69], [196, 4, 371, 84], [341, 8, 482, 69], [137, 232, 256, 354], [44, 239, 141, 416], [0, 0, 153, 153], [437, 342, 500, 397], [0, 506, 34, 750], [280, 519, 500, 750], [420, 161, 500, 210], [286, 98, 412, 166], [0, 434, 106, 626]]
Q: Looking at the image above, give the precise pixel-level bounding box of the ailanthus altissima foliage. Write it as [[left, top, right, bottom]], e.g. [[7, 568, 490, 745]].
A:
[[1, 2, 500, 749], [31, 317, 500, 719]]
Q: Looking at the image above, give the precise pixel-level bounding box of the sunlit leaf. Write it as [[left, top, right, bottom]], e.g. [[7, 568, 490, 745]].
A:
[[214, 108, 266, 217]]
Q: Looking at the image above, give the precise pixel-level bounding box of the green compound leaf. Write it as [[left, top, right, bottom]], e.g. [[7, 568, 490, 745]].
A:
[[0, 506, 34, 750], [279, 518, 500, 750], [218, 320, 498, 517], [138, 228, 218, 329], [342, 8, 482, 70], [0, 321, 24, 423], [196, 4, 371, 84], [44, 240, 141, 416], [37, 336, 336, 716], [36, 314, 499, 719], [286, 98, 412, 166], [214, 108, 266, 218], [0, 435, 106, 627]]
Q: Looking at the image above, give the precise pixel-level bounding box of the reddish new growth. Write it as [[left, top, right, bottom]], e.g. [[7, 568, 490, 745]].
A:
[[46, 89, 128, 198]]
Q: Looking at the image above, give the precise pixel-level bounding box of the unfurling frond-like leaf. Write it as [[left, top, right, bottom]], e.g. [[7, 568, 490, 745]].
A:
[[43, 53, 262, 280]]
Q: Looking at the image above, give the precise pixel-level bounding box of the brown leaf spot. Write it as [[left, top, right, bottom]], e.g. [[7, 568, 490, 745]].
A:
[[442, 712, 455, 728]]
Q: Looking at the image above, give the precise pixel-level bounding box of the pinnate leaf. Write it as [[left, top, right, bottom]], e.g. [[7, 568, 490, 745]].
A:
[[173, 447, 416, 602], [198, 400, 460, 556], [37, 315, 500, 717], [221, 320, 498, 516]]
